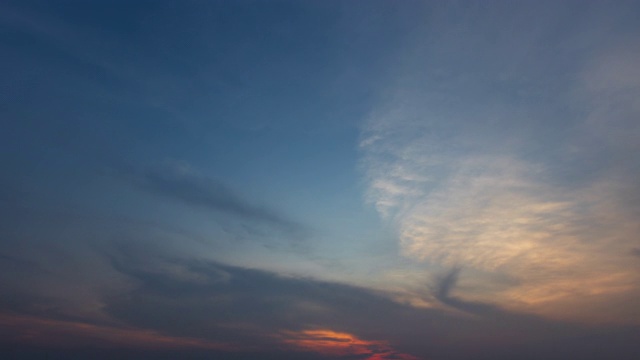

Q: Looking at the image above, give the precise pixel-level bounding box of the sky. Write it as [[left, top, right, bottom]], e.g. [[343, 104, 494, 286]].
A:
[[1, 1, 640, 359]]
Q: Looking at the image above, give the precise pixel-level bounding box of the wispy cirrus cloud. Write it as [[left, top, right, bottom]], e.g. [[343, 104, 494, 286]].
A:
[[359, 3, 640, 323]]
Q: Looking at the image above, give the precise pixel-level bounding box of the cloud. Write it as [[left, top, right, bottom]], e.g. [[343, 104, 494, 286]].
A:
[[362, 96, 640, 321], [118, 161, 306, 236], [432, 267, 507, 318], [104, 249, 410, 344], [94, 248, 640, 359], [359, 4, 640, 323], [3, 242, 640, 360], [0, 312, 231, 350], [279, 329, 419, 360], [433, 267, 461, 303]]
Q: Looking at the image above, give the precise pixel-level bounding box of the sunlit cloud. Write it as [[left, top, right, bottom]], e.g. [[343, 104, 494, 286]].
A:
[[360, 37, 640, 323], [279, 329, 419, 360]]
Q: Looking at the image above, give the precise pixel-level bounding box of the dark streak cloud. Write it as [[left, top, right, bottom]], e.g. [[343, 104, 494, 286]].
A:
[[433, 268, 501, 316], [117, 161, 307, 236]]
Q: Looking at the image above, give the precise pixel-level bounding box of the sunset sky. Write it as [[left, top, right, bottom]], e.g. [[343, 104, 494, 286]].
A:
[[1, 1, 640, 359]]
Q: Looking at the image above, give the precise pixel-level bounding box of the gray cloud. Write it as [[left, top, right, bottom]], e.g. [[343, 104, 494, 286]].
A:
[[2, 239, 640, 360], [98, 245, 640, 360], [118, 162, 307, 237], [433, 267, 517, 318]]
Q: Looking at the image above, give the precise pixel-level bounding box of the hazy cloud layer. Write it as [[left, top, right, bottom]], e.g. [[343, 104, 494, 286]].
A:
[[3, 244, 640, 360]]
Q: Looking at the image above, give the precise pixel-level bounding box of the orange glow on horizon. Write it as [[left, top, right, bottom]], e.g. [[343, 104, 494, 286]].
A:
[[1, 313, 421, 359], [280, 329, 419, 360]]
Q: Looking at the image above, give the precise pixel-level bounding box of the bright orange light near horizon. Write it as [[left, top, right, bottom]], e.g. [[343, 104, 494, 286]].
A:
[[280, 329, 419, 360]]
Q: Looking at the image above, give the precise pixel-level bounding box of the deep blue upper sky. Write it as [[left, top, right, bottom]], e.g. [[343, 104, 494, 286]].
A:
[[2, 1, 640, 359]]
